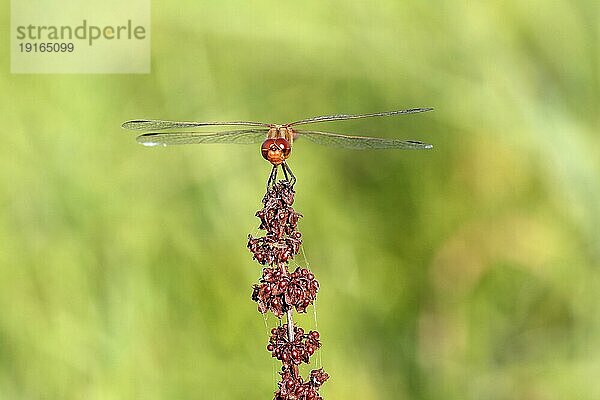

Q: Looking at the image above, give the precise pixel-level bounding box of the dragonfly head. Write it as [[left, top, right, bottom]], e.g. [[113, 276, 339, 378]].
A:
[[261, 137, 291, 165]]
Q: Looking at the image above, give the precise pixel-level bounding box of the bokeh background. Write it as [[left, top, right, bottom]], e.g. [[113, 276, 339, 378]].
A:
[[1, 1, 599, 399]]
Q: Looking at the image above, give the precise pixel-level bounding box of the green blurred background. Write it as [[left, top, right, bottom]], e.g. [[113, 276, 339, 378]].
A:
[[1, 1, 599, 399]]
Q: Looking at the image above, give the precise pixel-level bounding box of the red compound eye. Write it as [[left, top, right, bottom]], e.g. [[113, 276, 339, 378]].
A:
[[261, 138, 291, 165], [274, 138, 291, 158]]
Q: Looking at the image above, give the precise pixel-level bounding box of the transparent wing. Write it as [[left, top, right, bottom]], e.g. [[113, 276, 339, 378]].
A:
[[296, 130, 433, 150], [136, 128, 269, 147], [288, 107, 433, 126], [122, 119, 271, 131]]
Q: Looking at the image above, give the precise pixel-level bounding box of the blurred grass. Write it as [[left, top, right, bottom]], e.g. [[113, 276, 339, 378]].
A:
[[1, 0, 599, 399]]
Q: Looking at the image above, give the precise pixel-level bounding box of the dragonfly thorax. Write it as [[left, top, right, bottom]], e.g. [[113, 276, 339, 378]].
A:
[[268, 126, 296, 142]]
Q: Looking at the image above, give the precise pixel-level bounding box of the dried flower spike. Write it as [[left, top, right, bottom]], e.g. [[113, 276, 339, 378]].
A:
[[248, 176, 328, 399]]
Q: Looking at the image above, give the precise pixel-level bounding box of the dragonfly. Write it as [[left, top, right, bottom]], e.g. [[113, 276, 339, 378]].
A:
[[122, 107, 434, 186]]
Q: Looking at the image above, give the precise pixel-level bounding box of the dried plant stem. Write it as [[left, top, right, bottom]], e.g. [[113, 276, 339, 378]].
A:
[[287, 309, 295, 342], [282, 263, 296, 343]]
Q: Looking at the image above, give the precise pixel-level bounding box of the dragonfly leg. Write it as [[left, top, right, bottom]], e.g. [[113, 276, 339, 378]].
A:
[[267, 164, 278, 189], [282, 162, 296, 187], [282, 163, 290, 181]]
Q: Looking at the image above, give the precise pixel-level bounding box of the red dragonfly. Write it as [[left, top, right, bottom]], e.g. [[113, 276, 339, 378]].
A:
[[122, 108, 433, 185]]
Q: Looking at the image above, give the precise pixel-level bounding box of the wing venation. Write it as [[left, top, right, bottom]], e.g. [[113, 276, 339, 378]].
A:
[[122, 119, 271, 131], [136, 128, 269, 146], [296, 130, 433, 150], [288, 108, 433, 126]]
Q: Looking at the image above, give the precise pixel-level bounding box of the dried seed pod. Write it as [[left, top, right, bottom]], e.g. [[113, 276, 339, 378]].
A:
[[252, 267, 319, 316], [274, 365, 328, 400], [267, 324, 322, 366]]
